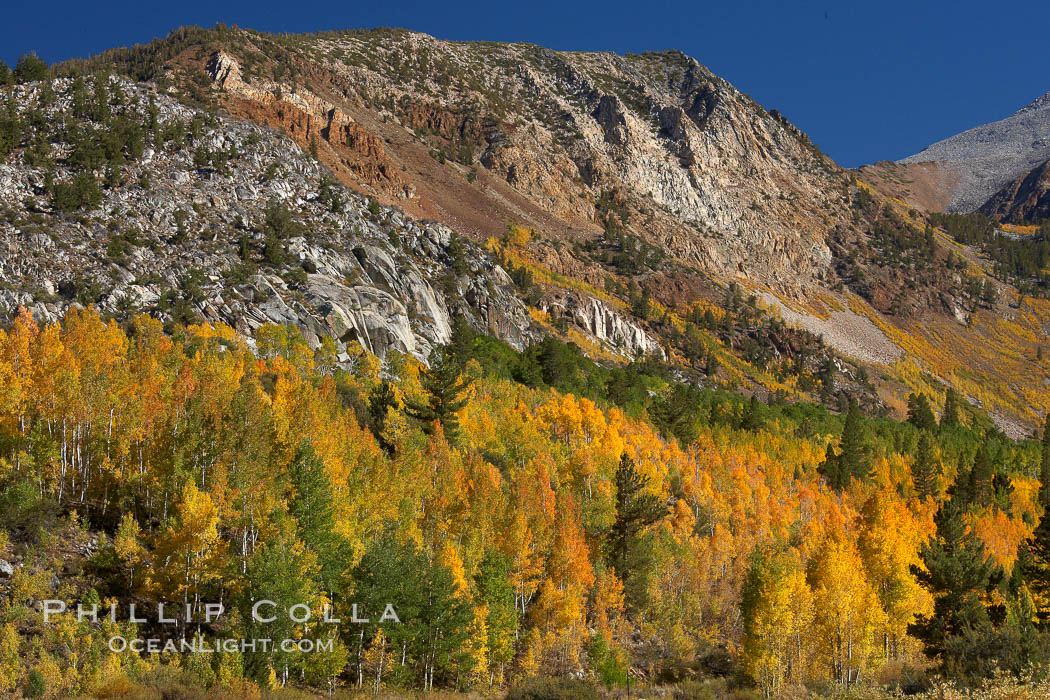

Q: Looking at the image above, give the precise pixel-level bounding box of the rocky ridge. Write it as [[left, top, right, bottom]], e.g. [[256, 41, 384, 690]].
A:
[[144, 28, 853, 297]]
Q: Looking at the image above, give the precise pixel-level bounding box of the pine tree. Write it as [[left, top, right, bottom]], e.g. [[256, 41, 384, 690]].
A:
[[367, 380, 397, 454], [704, 349, 719, 378], [445, 314, 476, 368], [13, 53, 48, 84], [631, 287, 652, 319], [608, 454, 666, 581], [819, 400, 868, 490], [819, 356, 836, 403], [649, 383, 703, 446], [912, 431, 938, 500], [941, 388, 961, 429], [924, 224, 936, 252], [514, 344, 543, 387], [740, 394, 765, 432], [538, 337, 577, 388], [724, 281, 742, 314], [982, 279, 997, 307], [909, 496, 1004, 681], [0, 94, 22, 157], [287, 441, 350, 594], [91, 74, 111, 124], [969, 440, 995, 507], [405, 344, 473, 446], [951, 454, 974, 505], [906, 393, 937, 432]]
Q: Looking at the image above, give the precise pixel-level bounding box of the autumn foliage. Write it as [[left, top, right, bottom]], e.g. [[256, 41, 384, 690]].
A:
[[0, 308, 1046, 697]]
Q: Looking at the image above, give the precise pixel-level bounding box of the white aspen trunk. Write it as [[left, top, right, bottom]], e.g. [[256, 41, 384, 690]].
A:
[[357, 628, 364, 688], [59, 419, 67, 503]]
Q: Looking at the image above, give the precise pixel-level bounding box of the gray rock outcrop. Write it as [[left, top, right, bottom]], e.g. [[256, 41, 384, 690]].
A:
[[0, 76, 670, 368], [0, 78, 538, 364]]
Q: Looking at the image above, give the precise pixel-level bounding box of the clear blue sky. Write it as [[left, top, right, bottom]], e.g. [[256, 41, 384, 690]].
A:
[[3, 0, 1049, 167]]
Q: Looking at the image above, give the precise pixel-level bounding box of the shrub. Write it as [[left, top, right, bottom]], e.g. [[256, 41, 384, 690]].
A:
[[674, 679, 718, 700], [506, 677, 601, 700], [26, 669, 46, 698], [52, 173, 102, 212], [588, 633, 628, 689], [0, 476, 57, 532], [367, 198, 382, 219]]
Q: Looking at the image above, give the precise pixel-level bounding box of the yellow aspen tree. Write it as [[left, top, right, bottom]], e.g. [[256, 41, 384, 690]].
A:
[[504, 510, 543, 615], [0, 623, 18, 696], [517, 626, 543, 680], [858, 493, 934, 661], [783, 565, 815, 683], [440, 540, 470, 597], [0, 309, 37, 443], [0, 339, 20, 429], [742, 550, 802, 696], [590, 568, 627, 641], [113, 512, 146, 594], [464, 604, 490, 687], [147, 482, 227, 622], [363, 627, 393, 695], [809, 534, 885, 685]]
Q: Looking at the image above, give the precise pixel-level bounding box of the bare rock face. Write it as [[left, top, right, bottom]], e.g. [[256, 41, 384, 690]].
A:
[[212, 59, 412, 199], [541, 291, 665, 359], [979, 158, 1050, 223], [304, 274, 420, 357], [461, 265, 534, 351], [207, 50, 243, 89], [594, 95, 632, 147], [185, 34, 854, 298]]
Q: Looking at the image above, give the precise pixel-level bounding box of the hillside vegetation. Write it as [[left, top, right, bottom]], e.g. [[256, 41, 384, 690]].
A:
[[0, 309, 1049, 697]]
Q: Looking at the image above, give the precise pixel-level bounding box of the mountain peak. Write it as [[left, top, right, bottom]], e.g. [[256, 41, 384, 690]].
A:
[[897, 88, 1050, 212]]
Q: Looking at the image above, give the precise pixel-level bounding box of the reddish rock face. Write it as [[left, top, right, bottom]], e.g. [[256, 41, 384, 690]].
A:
[[980, 159, 1050, 223]]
